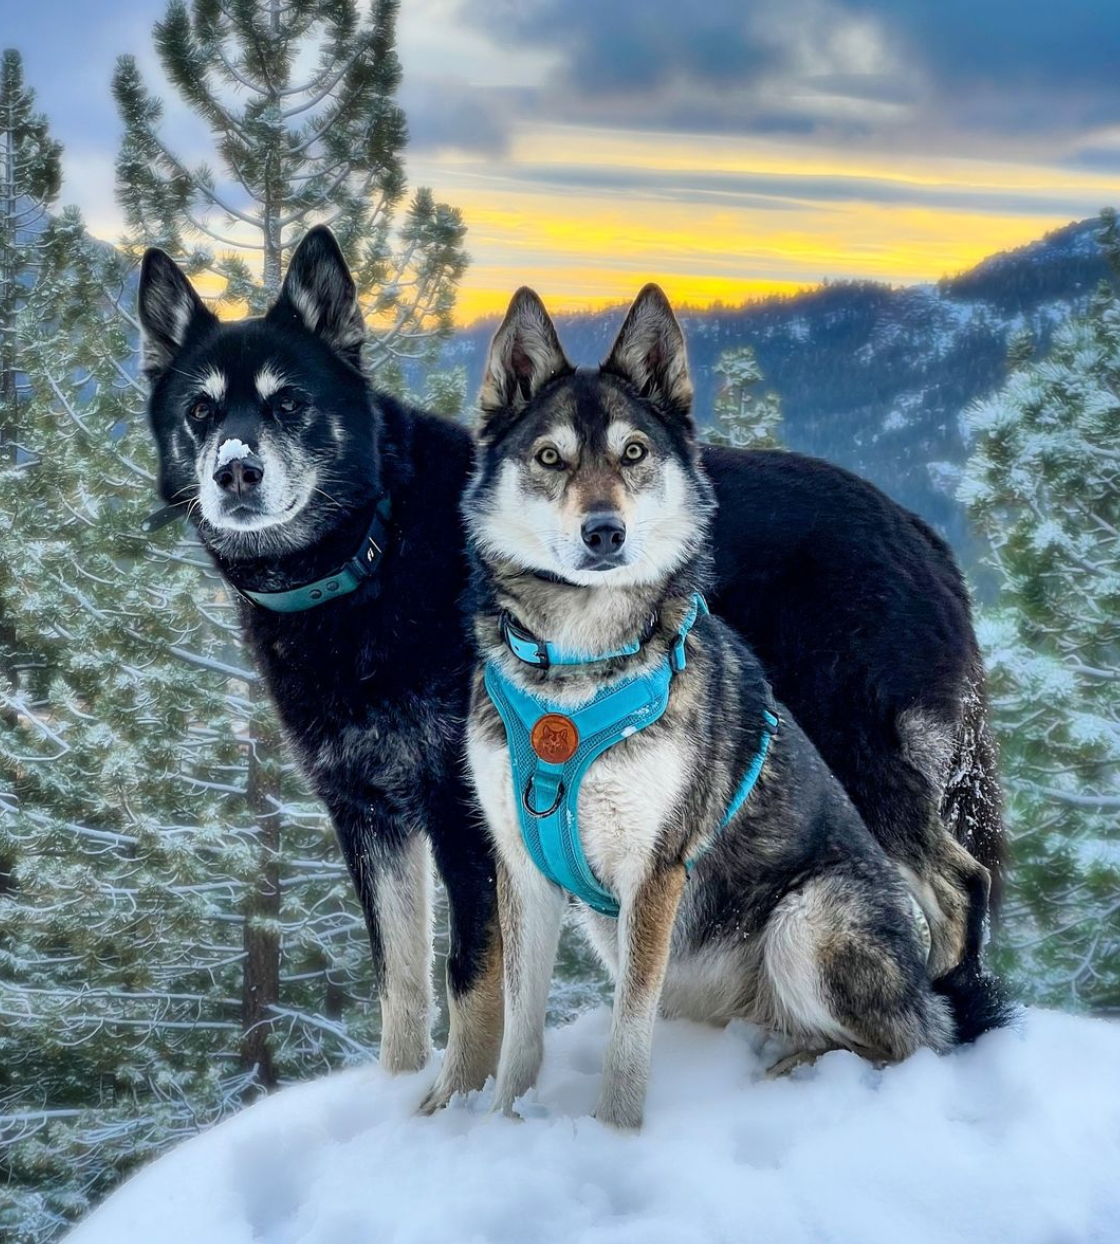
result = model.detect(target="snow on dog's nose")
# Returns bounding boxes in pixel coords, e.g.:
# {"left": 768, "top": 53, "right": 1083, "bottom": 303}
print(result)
{"left": 213, "top": 438, "right": 264, "bottom": 499}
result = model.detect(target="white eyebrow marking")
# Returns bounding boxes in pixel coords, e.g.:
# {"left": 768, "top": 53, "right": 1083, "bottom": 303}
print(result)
{"left": 255, "top": 364, "right": 287, "bottom": 401}
{"left": 607, "top": 420, "right": 638, "bottom": 455}
{"left": 199, "top": 367, "right": 227, "bottom": 402}
{"left": 536, "top": 424, "right": 579, "bottom": 462}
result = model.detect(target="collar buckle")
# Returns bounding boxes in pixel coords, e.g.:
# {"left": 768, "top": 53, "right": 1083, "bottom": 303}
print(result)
{"left": 500, "top": 612, "right": 550, "bottom": 668}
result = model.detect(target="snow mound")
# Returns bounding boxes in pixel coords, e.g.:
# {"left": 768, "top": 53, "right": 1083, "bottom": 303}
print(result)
{"left": 67, "top": 1007, "right": 1120, "bottom": 1244}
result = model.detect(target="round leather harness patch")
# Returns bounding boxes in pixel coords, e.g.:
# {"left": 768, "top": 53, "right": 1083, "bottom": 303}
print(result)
{"left": 531, "top": 713, "right": 580, "bottom": 763}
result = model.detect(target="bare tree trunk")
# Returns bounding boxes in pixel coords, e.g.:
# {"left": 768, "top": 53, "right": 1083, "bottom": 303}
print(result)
{"left": 240, "top": 685, "right": 282, "bottom": 1093}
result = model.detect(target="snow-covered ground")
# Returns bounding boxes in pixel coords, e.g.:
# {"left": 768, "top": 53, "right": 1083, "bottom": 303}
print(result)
{"left": 67, "top": 1007, "right": 1120, "bottom": 1244}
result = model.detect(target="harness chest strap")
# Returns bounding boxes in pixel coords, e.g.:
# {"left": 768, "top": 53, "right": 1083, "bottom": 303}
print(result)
{"left": 484, "top": 594, "right": 780, "bottom": 918}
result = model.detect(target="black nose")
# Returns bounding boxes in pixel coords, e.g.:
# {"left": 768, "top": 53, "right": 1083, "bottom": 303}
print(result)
{"left": 213, "top": 453, "right": 264, "bottom": 498}
{"left": 581, "top": 512, "right": 626, "bottom": 554}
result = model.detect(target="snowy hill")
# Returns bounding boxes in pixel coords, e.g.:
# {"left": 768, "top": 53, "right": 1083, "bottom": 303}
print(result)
{"left": 66, "top": 1007, "right": 1120, "bottom": 1244}
{"left": 438, "top": 218, "right": 1112, "bottom": 555}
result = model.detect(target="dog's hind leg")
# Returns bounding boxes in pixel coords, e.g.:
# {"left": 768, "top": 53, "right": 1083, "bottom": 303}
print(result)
{"left": 762, "top": 876, "right": 954, "bottom": 1066}
{"left": 419, "top": 810, "right": 505, "bottom": 1115}
{"left": 596, "top": 863, "right": 687, "bottom": 1132}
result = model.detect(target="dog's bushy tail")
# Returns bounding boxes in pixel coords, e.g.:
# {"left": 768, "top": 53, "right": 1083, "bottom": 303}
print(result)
{"left": 940, "top": 662, "right": 1007, "bottom": 916}
{"left": 933, "top": 956, "right": 1016, "bottom": 1044}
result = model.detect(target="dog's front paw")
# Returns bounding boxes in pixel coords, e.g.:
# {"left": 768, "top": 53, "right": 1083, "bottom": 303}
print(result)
{"left": 416, "top": 1075, "right": 456, "bottom": 1117}
{"left": 417, "top": 1064, "right": 487, "bottom": 1116}
{"left": 593, "top": 1091, "right": 644, "bottom": 1133}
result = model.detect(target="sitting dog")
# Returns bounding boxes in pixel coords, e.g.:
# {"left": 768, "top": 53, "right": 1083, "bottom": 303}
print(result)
{"left": 464, "top": 286, "right": 1009, "bottom": 1130}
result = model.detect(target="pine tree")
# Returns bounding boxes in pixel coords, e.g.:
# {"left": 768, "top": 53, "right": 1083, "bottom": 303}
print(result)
{"left": 705, "top": 345, "right": 783, "bottom": 449}
{"left": 422, "top": 364, "right": 468, "bottom": 420}
{"left": 0, "top": 210, "right": 386, "bottom": 1243}
{"left": 111, "top": 0, "right": 467, "bottom": 360}
{"left": 2, "top": 7, "right": 472, "bottom": 1234}
{"left": 0, "top": 48, "right": 61, "bottom": 459}
{"left": 960, "top": 214, "right": 1120, "bottom": 1012}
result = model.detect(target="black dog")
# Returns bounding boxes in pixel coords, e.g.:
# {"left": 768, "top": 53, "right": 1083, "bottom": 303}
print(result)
{"left": 137, "top": 228, "right": 1001, "bottom": 1110}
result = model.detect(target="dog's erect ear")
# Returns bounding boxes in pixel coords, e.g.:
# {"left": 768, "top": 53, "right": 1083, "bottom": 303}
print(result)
{"left": 138, "top": 249, "right": 218, "bottom": 380}
{"left": 602, "top": 284, "right": 693, "bottom": 416}
{"left": 478, "top": 287, "right": 572, "bottom": 423}
{"left": 271, "top": 226, "right": 365, "bottom": 364}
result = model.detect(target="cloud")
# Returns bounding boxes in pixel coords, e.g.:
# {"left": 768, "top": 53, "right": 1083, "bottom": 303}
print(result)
{"left": 455, "top": 0, "right": 1120, "bottom": 150}
{"left": 398, "top": 79, "right": 517, "bottom": 157}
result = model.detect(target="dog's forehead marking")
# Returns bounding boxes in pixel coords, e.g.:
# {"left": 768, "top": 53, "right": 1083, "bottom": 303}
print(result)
{"left": 198, "top": 367, "right": 227, "bottom": 402}
{"left": 606, "top": 420, "right": 638, "bottom": 455}
{"left": 255, "top": 364, "right": 287, "bottom": 401}
{"left": 532, "top": 421, "right": 579, "bottom": 462}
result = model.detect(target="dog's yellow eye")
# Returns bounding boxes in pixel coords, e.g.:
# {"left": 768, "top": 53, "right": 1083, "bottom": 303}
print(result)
{"left": 623, "top": 441, "right": 647, "bottom": 463}
{"left": 189, "top": 398, "right": 211, "bottom": 421}
{"left": 536, "top": 446, "right": 564, "bottom": 469}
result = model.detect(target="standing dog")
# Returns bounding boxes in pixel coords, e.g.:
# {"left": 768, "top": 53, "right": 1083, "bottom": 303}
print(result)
{"left": 463, "top": 289, "right": 1009, "bottom": 1130}
{"left": 138, "top": 230, "right": 999, "bottom": 1111}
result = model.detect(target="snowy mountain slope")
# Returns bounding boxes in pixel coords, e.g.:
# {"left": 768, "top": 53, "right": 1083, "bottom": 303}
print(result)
{"left": 438, "top": 218, "right": 1112, "bottom": 555}
{"left": 66, "top": 1007, "right": 1120, "bottom": 1244}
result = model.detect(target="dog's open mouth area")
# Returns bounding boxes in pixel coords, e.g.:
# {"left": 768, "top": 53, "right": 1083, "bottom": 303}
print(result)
{"left": 66, "top": 1006, "right": 1119, "bottom": 1244}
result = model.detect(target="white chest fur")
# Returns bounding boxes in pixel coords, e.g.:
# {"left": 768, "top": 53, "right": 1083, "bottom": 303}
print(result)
{"left": 466, "top": 710, "right": 690, "bottom": 908}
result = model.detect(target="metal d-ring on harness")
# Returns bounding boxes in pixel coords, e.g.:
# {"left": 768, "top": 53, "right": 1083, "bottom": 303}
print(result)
{"left": 484, "top": 593, "right": 780, "bottom": 918}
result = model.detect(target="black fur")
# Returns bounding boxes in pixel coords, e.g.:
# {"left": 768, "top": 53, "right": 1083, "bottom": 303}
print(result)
{"left": 140, "top": 237, "right": 1005, "bottom": 1094}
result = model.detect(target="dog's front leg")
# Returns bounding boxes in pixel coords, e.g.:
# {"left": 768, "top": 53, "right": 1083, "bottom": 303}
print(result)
{"left": 492, "top": 854, "right": 565, "bottom": 1116}
{"left": 334, "top": 812, "right": 434, "bottom": 1076}
{"left": 419, "top": 796, "right": 504, "bottom": 1115}
{"left": 596, "top": 863, "right": 687, "bottom": 1132}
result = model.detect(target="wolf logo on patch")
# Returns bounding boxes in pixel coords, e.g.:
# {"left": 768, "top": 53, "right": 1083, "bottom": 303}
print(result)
{"left": 531, "top": 714, "right": 579, "bottom": 763}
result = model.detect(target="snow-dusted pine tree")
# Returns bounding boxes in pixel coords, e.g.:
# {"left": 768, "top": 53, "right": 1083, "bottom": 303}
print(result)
{"left": 2, "top": 6, "right": 472, "bottom": 1235}
{"left": 111, "top": 0, "right": 467, "bottom": 357}
{"left": 705, "top": 345, "right": 783, "bottom": 449}
{"left": 0, "top": 48, "right": 61, "bottom": 458}
{"left": 0, "top": 206, "right": 388, "bottom": 1244}
{"left": 960, "top": 216, "right": 1120, "bottom": 1012}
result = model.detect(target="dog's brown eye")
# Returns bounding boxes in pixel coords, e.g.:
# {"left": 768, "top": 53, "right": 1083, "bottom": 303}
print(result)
{"left": 536, "top": 446, "right": 564, "bottom": 469}
{"left": 189, "top": 398, "right": 212, "bottom": 421}
{"left": 623, "top": 441, "right": 647, "bottom": 463}
{"left": 276, "top": 395, "right": 300, "bottom": 414}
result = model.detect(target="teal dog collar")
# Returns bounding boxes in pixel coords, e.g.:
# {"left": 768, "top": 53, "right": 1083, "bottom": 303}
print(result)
{"left": 239, "top": 496, "right": 392, "bottom": 614}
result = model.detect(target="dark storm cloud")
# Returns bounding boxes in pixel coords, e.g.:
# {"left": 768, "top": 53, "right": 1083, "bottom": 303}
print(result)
{"left": 478, "top": 0, "right": 773, "bottom": 95}
{"left": 399, "top": 80, "right": 517, "bottom": 157}
{"left": 459, "top": 0, "right": 1120, "bottom": 144}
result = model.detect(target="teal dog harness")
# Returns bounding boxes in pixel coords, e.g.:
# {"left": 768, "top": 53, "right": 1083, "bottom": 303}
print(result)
{"left": 483, "top": 593, "right": 779, "bottom": 917}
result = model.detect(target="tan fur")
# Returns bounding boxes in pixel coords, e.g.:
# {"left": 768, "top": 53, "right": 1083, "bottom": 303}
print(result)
{"left": 418, "top": 918, "right": 504, "bottom": 1115}
{"left": 621, "top": 865, "right": 688, "bottom": 1015}
{"left": 596, "top": 864, "right": 688, "bottom": 1130}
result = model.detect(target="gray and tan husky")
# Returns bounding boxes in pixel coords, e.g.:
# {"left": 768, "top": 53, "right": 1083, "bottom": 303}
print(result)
{"left": 463, "top": 285, "right": 1008, "bottom": 1131}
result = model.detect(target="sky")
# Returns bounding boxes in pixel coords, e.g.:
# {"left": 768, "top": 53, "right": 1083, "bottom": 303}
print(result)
{"left": 6, "top": 0, "right": 1120, "bottom": 323}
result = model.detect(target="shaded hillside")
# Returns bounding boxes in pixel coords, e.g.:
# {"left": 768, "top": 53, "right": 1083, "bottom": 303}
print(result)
{"left": 439, "top": 218, "right": 1111, "bottom": 557}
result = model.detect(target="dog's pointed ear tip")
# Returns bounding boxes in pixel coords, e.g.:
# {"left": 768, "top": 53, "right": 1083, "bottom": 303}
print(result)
{"left": 139, "top": 247, "right": 176, "bottom": 280}
{"left": 507, "top": 285, "right": 547, "bottom": 314}
{"left": 633, "top": 282, "right": 675, "bottom": 312}
{"left": 290, "top": 225, "right": 344, "bottom": 264}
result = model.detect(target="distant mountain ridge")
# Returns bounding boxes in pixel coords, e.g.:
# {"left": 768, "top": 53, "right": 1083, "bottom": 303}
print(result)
{"left": 439, "top": 218, "right": 1112, "bottom": 556}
